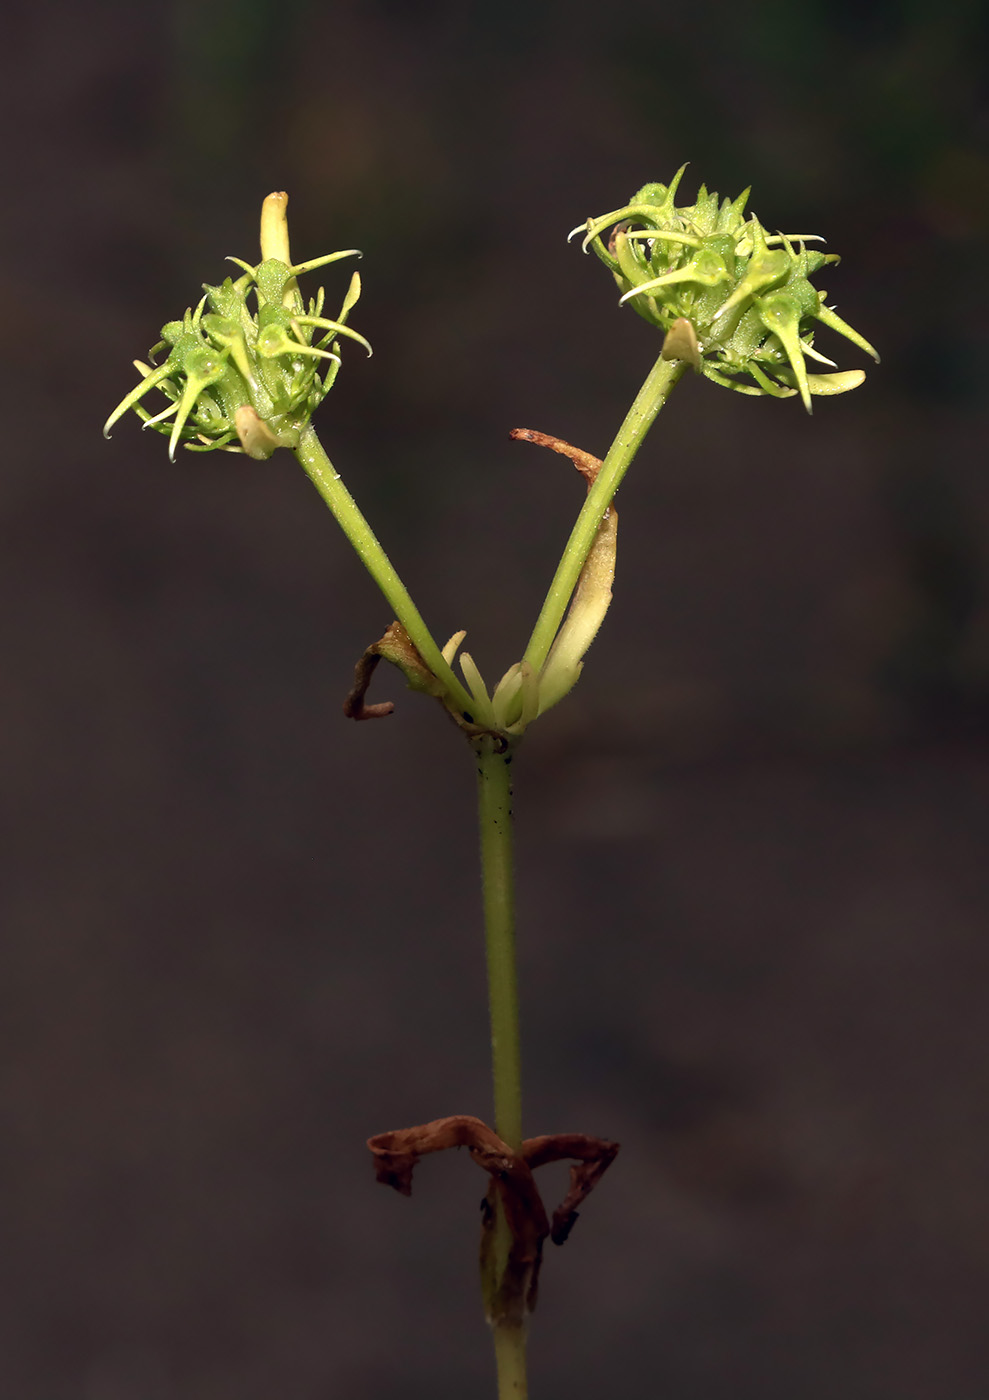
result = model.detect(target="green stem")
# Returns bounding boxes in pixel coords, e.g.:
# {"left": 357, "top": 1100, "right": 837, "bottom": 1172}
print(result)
{"left": 475, "top": 737, "right": 527, "bottom": 1400}
{"left": 476, "top": 740, "right": 523, "bottom": 1151}
{"left": 492, "top": 1322, "right": 528, "bottom": 1399}
{"left": 523, "top": 352, "right": 687, "bottom": 674}
{"left": 294, "top": 425, "right": 476, "bottom": 717}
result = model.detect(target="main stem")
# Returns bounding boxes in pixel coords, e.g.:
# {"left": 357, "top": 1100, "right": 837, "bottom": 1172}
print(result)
{"left": 294, "top": 425, "right": 476, "bottom": 717}
{"left": 523, "top": 352, "right": 687, "bottom": 674}
{"left": 297, "top": 350, "right": 686, "bottom": 1400}
{"left": 476, "top": 741, "right": 523, "bottom": 1150}
{"left": 476, "top": 737, "right": 526, "bottom": 1398}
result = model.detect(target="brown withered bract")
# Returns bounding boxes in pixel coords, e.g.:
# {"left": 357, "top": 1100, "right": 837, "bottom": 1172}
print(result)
{"left": 367, "top": 1114, "right": 618, "bottom": 1323}
{"left": 343, "top": 620, "right": 446, "bottom": 720}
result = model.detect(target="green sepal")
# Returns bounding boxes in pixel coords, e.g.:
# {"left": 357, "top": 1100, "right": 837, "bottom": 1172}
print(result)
{"left": 776, "top": 367, "right": 867, "bottom": 396}
{"left": 814, "top": 302, "right": 880, "bottom": 362}
{"left": 756, "top": 293, "right": 812, "bottom": 411}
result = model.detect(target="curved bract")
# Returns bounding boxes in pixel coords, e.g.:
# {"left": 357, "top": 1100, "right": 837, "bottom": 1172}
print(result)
{"left": 573, "top": 166, "right": 879, "bottom": 412}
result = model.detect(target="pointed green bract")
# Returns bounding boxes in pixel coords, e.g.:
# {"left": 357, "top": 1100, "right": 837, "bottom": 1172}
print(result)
{"left": 576, "top": 172, "right": 877, "bottom": 411}
{"left": 104, "top": 194, "right": 368, "bottom": 459}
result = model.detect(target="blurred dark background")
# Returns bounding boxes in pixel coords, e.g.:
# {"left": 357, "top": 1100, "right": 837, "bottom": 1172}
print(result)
{"left": 2, "top": 0, "right": 989, "bottom": 1395}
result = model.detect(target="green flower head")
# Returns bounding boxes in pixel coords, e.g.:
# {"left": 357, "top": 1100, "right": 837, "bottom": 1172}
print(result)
{"left": 573, "top": 166, "right": 878, "bottom": 412}
{"left": 104, "top": 193, "right": 370, "bottom": 460}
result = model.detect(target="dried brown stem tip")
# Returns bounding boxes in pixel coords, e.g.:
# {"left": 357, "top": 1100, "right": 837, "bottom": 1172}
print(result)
{"left": 511, "top": 426, "right": 618, "bottom": 717}
{"left": 510, "top": 427, "right": 603, "bottom": 487}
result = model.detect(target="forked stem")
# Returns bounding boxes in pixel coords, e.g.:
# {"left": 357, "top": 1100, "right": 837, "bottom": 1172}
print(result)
{"left": 299, "top": 351, "right": 687, "bottom": 1400}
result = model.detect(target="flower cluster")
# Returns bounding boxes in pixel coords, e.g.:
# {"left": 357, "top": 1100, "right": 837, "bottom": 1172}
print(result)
{"left": 103, "top": 194, "right": 369, "bottom": 460}
{"left": 573, "top": 166, "right": 878, "bottom": 411}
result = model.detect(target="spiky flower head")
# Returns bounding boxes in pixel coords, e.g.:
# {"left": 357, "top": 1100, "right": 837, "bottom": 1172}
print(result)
{"left": 573, "top": 166, "right": 878, "bottom": 412}
{"left": 104, "top": 193, "right": 370, "bottom": 461}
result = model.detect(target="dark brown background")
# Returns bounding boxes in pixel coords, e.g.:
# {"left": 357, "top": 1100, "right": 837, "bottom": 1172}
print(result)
{"left": 2, "top": 0, "right": 989, "bottom": 1395}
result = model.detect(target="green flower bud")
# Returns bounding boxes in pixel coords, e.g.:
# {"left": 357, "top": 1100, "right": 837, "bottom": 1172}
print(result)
{"left": 104, "top": 193, "right": 370, "bottom": 460}
{"left": 572, "top": 166, "right": 878, "bottom": 413}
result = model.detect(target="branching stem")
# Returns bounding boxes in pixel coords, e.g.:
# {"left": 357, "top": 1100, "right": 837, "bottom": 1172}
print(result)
{"left": 298, "top": 351, "right": 687, "bottom": 1400}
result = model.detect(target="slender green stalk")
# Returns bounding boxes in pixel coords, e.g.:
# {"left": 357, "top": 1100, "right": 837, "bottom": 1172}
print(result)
{"left": 523, "top": 353, "right": 687, "bottom": 674}
{"left": 475, "top": 736, "right": 526, "bottom": 1399}
{"left": 476, "top": 739, "right": 523, "bottom": 1150}
{"left": 294, "top": 424, "right": 476, "bottom": 716}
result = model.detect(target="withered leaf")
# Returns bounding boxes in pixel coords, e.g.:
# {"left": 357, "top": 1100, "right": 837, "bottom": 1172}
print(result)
{"left": 343, "top": 620, "right": 445, "bottom": 721}
{"left": 367, "top": 1113, "right": 619, "bottom": 1320}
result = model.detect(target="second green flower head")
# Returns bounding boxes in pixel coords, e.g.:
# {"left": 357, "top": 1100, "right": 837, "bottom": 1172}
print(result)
{"left": 574, "top": 166, "right": 878, "bottom": 412}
